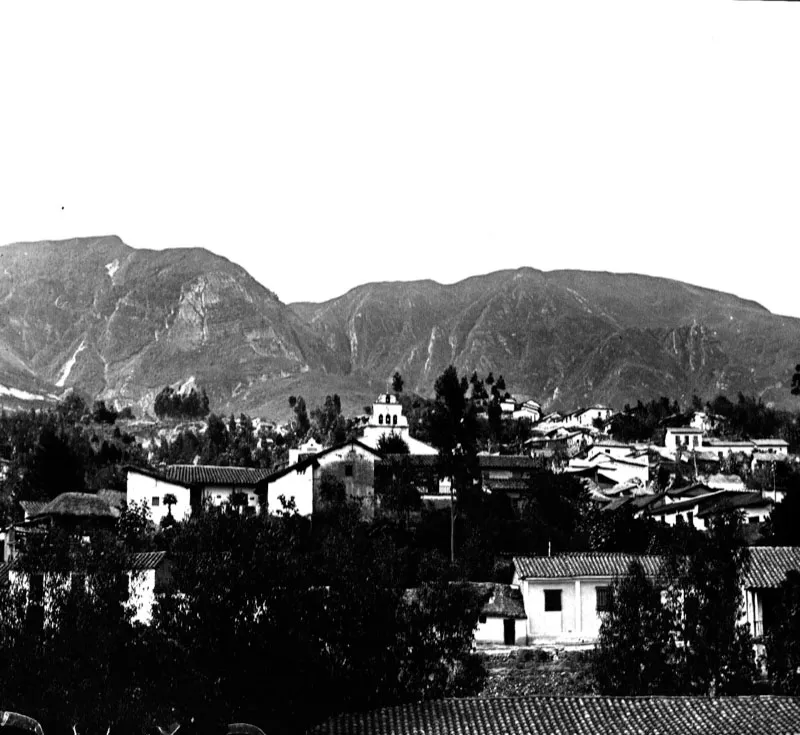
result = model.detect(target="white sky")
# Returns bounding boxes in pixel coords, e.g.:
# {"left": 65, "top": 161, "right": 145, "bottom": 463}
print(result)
{"left": 1, "top": 1, "right": 799, "bottom": 315}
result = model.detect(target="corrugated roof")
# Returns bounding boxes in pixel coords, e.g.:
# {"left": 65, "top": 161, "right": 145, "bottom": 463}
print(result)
{"left": 0, "top": 561, "right": 10, "bottom": 586}
{"left": 514, "top": 553, "right": 665, "bottom": 580}
{"left": 165, "top": 465, "right": 273, "bottom": 487}
{"left": 311, "top": 696, "right": 800, "bottom": 735}
{"left": 745, "top": 547, "right": 800, "bottom": 589}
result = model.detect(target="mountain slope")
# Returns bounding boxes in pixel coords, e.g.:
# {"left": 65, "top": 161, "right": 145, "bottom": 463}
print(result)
{"left": 0, "top": 236, "right": 352, "bottom": 416}
{"left": 291, "top": 268, "right": 800, "bottom": 410}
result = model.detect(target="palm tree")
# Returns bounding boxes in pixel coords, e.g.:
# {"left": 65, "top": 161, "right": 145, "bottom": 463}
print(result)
{"left": 163, "top": 493, "right": 178, "bottom": 517}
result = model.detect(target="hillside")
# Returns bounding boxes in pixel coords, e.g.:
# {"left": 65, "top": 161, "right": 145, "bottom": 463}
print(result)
{"left": 292, "top": 268, "right": 800, "bottom": 411}
{"left": 0, "top": 236, "right": 354, "bottom": 418}
{"left": 1, "top": 238, "right": 799, "bottom": 419}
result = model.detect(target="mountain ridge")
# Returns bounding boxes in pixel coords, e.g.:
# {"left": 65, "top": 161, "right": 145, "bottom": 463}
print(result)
{"left": 1, "top": 236, "right": 798, "bottom": 418}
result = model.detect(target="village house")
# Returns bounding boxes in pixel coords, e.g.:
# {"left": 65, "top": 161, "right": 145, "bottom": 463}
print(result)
{"left": 564, "top": 406, "right": 614, "bottom": 429}
{"left": 512, "top": 553, "right": 665, "bottom": 645}
{"left": 664, "top": 426, "right": 704, "bottom": 452}
{"left": 512, "top": 548, "right": 800, "bottom": 647}
{"left": 260, "top": 439, "right": 382, "bottom": 517}
{"left": 512, "top": 399, "right": 542, "bottom": 423}
{"left": 126, "top": 464, "right": 272, "bottom": 525}
{"left": 704, "top": 437, "right": 756, "bottom": 458}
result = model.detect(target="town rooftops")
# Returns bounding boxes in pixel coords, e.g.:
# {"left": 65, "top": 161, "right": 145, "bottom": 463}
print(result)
{"left": 514, "top": 552, "right": 665, "bottom": 580}
{"left": 310, "top": 696, "right": 800, "bottom": 735}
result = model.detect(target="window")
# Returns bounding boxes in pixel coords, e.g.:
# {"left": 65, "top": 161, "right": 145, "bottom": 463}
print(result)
{"left": 392, "top": 414, "right": 397, "bottom": 425}
{"left": 687, "top": 512, "right": 694, "bottom": 526}
{"left": 544, "top": 589, "right": 562, "bottom": 612}
{"left": 378, "top": 414, "right": 383, "bottom": 425}
{"left": 596, "top": 586, "right": 613, "bottom": 612}
{"left": 478, "top": 614, "right": 487, "bottom": 624}
{"left": 749, "top": 516, "right": 759, "bottom": 524}
{"left": 152, "top": 496, "right": 160, "bottom": 507}
{"left": 693, "top": 436, "right": 699, "bottom": 447}
{"left": 345, "top": 464, "right": 353, "bottom": 477}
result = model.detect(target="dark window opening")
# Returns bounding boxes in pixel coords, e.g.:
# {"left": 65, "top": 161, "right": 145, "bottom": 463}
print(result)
{"left": 503, "top": 618, "right": 515, "bottom": 645}
{"left": 749, "top": 516, "right": 759, "bottom": 524}
{"left": 345, "top": 464, "right": 353, "bottom": 477}
{"left": 544, "top": 589, "right": 562, "bottom": 612}
{"left": 596, "top": 586, "right": 613, "bottom": 612}
{"left": 478, "top": 614, "right": 487, "bottom": 624}
{"left": 152, "top": 496, "right": 160, "bottom": 507}
{"left": 378, "top": 415, "right": 383, "bottom": 425}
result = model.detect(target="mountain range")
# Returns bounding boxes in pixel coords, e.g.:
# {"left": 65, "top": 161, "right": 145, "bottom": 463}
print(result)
{"left": 1, "top": 236, "right": 798, "bottom": 420}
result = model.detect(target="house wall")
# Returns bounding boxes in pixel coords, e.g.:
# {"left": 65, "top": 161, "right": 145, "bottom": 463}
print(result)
{"left": 127, "top": 472, "right": 191, "bottom": 525}
{"left": 475, "top": 616, "right": 527, "bottom": 646}
{"left": 266, "top": 464, "right": 314, "bottom": 516}
{"left": 315, "top": 445, "right": 376, "bottom": 517}
{"left": 128, "top": 569, "right": 156, "bottom": 625}
{"left": 517, "top": 577, "right": 614, "bottom": 644}
{"left": 202, "top": 484, "right": 260, "bottom": 514}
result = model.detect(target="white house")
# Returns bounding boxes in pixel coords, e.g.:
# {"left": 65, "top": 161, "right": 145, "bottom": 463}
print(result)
{"left": 751, "top": 439, "right": 789, "bottom": 455}
{"left": 126, "top": 465, "right": 272, "bottom": 525}
{"left": 664, "top": 427, "right": 704, "bottom": 453}
{"left": 703, "top": 438, "right": 756, "bottom": 458}
{"left": 566, "top": 407, "right": 614, "bottom": 429}
{"left": 126, "top": 551, "right": 173, "bottom": 625}
{"left": 360, "top": 394, "right": 438, "bottom": 456}
{"left": 512, "top": 553, "right": 665, "bottom": 645}
{"left": 262, "top": 439, "right": 383, "bottom": 517}
{"left": 512, "top": 400, "right": 542, "bottom": 423}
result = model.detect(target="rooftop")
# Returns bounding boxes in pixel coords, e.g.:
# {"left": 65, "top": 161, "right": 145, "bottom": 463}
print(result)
{"left": 310, "top": 696, "right": 800, "bottom": 735}
{"left": 514, "top": 552, "right": 665, "bottom": 580}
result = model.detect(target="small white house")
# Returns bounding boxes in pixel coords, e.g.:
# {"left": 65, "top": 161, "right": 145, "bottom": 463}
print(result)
{"left": 664, "top": 427, "right": 704, "bottom": 453}
{"left": 126, "top": 551, "right": 173, "bottom": 625}
{"left": 512, "top": 553, "right": 665, "bottom": 645}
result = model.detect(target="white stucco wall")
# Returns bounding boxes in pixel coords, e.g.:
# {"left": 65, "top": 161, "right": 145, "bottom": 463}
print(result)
{"left": 474, "top": 616, "right": 527, "bottom": 646}
{"left": 127, "top": 569, "right": 156, "bottom": 625}
{"left": 127, "top": 471, "right": 191, "bottom": 524}
{"left": 519, "top": 578, "right": 614, "bottom": 644}
{"left": 266, "top": 464, "right": 314, "bottom": 516}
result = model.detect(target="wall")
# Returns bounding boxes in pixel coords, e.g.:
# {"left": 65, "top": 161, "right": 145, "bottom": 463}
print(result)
{"left": 474, "top": 616, "right": 527, "bottom": 646}
{"left": 202, "top": 484, "right": 260, "bottom": 514}
{"left": 314, "top": 444, "right": 377, "bottom": 518}
{"left": 126, "top": 472, "right": 191, "bottom": 525}
{"left": 127, "top": 569, "right": 156, "bottom": 625}
{"left": 519, "top": 578, "right": 612, "bottom": 644}
{"left": 266, "top": 464, "right": 314, "bottom": 516}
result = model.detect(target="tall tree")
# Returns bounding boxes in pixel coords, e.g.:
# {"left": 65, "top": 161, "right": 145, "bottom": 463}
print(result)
{"left": 594, "top": 560, "right": 676, "bottom": 695}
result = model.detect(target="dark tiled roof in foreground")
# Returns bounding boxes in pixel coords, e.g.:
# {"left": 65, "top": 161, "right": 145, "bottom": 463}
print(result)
{"left": 165, "top": 465, "right": 273, "bottom": 487}
{"left": 311, "top": 697, "right": 800, "bottom": 735}
{"left": 0, "top": 561, "right": 10, "bottom": 585}
{"left": 125, "top": 551, "right": 169, "bottom": 570}
{"left": 746, "top": 547, "right": 800, "bottom": 589}
{"left": 514, "top": 553, "right": 665, "bottom": 580}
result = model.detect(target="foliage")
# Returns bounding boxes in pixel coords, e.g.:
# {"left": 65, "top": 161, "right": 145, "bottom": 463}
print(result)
{"left": 766, "top": 570, "right": 800, "bottom": 694}
{"left": 392, "top": 371, "right": 404, "bottom": 394}
{"left": 594, "top": 561, "right": 676, "bottom": 694}
{"left": 377, "top": 432, "right": 410, "bottom": 454}
{"left": 153, "top": 386, "right": 211, "bottom": 420}
{"left": 91, "top": 399, "right": 118, "bottom": 424}
{"left": 310, "top": 394, "right": 347, "bottom": 445}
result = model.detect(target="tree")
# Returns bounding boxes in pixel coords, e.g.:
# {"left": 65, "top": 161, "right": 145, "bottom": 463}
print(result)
{"left": 667, "top": 511, "right": 756, "bottom": 695}
{"left": 766, "top": 570, "right": 800, "bottom": 693}
{"left": 163, "top": 492, "right": 178, "bottom": 518}
{"left": 429, "top": 366, "right": 480, "bottom": 563}
{"left": 594, "top": 561, "right": 676, "bottom": 694}
{"left": 377, "top": 433, "right": 410, "bottom": 455}
{"left": 392, "top": 371, "right": 404, "bottom": 394}
{"left": 792, "top": 364, "right": 800, "bottom": 396}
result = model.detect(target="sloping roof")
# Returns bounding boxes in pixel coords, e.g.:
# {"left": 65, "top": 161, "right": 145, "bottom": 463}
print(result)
{"left": 311, "top": 696, "right": 800, "bottom": 735}
{"left": 34, "top": 492, "right": 117, "bottom": 519}
{"left": 467, "top": 582, "right": 527, "bottom": 618}
{"left": 126, "top": 551, "right": 169, "bottom": 570}
{"left": 696, "top": 492, "right": 772, "bottom": 519}
{"left": 514, "top": 553, "right": 665, "bottom": 580}
{"left": 404, "top": 583, "right": 526, "bottom": 619}
{"left": 752, "top": 438, "right": 789, "bottom": 447}
{"left": 97, "top": 489, "right": 127, "bottom": 509}
{"left": 477, "top": 455, "right": 540, "bottom": 470}
{"left": 0, "top": 561, "right": 10, "bottom": 586}
{"left": 165, "top": 465, "right": 273, "bottom": 487}
{"left": 263, "top": 440, "right": 385, "bottom": 485}
{"left": 745, "top": 547, "right": 800, "bottom": 589}
{"left": 19, "top": 500, "right": 48, "bottom": 517}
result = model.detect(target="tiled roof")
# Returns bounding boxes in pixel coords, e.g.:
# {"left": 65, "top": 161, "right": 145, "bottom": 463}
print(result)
{"left": 478, "top": 455, "right": 540, "bottom": 470}
{"left": 35, "top": 492, "right": 117, "bottom": 519}
{"left": 514, "top": 553, "right": 665, "bottom": 580}
{"left": 125, "top": 551, "right": 169, "bottom": 570}
{"left": 745, "top": 547, "right": 800, "bottom": 589}
{"left": 165, "top": 465, "right": 273, "bottom": 487}
{"left": 19, "top": 500, "right": 48, "bottom": 517}
{"left": 0, "top": 561, "right": 10, "bottom": 585}
{"left": 311, "top": 696, "right": 800, "bottom": 735}
{"left": 696, "top": 492, "right": 772, "bottom": 519}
